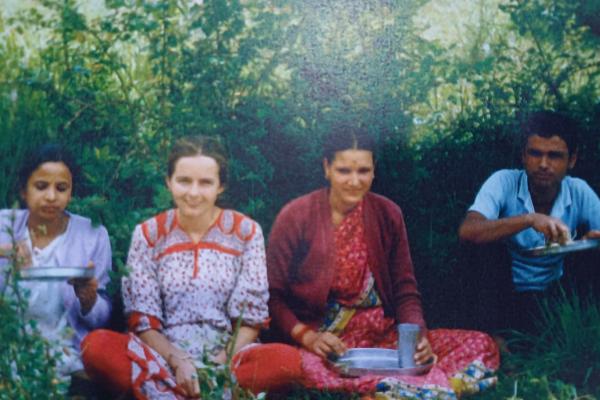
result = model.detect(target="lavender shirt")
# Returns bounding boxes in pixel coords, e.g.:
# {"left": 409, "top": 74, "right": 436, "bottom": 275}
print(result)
{"left": 0, "top": 209, "right": 112, "bottom": 349}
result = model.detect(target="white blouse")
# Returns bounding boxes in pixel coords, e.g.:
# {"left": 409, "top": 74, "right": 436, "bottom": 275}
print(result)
{"left": 21, "top": 221, "right": 83, "bottom": 376}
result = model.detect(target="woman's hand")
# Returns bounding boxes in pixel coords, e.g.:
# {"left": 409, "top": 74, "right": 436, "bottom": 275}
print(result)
{"left": 0, "top": 241, "right": 32, "bottom": 267}
{"left": 16, "top": 241, "right": 32, "bottom": 267}
{"left": 69, "top": 277, "right": 98, "bottom": 314}
{"left": 69, "top": 262, "right": 98, "bottom": 314}
{"left": 170, "top": 355, "right": 200, "bottom": 398}
{"left": 212, "top": 349, "right": 227, "bottom": 365}
{"left": 139, "top": 329, "right": 201, "bottom": 399}
{"left": 302, "top": 330, "right": 347, "bottom": 359}
{"left": 414, "top": 336, "right": 436, "bottom": 365}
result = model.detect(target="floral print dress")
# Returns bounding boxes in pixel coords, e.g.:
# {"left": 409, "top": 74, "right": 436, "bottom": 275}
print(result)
{"left": 121, "top": 209, "right": 269, "bottom": 398}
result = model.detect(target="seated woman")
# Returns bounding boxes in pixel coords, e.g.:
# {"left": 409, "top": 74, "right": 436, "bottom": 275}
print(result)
{"left": 82, "top": 135, "right": 302, "bottom": 399}
{"left": 267, "top": 124, "right": 500, "bottom": 398}
{"left": 0, "top": 143, "right": 112, "bottom": 380}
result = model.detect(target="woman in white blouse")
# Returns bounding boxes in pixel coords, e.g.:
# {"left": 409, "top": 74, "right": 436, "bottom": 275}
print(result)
{"left": 0, "top": 143, "right": 112, "bottom": 379}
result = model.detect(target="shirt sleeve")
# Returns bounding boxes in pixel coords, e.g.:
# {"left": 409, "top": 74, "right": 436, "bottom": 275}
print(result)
{"left": 227, "top": 222, "right": 269, "bottom": 328}
{"left": 575, "top": 179, "right": 600, "bottom": 232}
{"left": 121, "top": 225, "right": 165, "bottom": 333}
{"left": 468, "top": 170, "right": 511, "bottom": 220}
{"left": 266, "top": 205, "right": 303, "bottom": 337}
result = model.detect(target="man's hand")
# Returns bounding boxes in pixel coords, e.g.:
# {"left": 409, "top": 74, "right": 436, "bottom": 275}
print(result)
{"left": 527, "top": 213, "right": 570, "bottom": 244}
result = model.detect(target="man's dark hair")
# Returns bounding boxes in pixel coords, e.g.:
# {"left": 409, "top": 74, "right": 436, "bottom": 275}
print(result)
{"left": 521, "top": 111, "right": 579, "bottom": 155}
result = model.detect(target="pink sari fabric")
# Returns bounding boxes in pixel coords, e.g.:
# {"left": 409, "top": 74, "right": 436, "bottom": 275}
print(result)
{"left": 299, "top": 202, "right": 499, "bottom": 396}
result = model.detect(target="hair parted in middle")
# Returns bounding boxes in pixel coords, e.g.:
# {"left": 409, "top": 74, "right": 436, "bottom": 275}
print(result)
{"left": 322, "top": 122, "right": 376, "bottom": 162}
{"left": 167, "top": 135, "right": 229, "bottom": 187}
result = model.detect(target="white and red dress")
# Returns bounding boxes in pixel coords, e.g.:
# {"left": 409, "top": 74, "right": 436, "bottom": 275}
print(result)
{"left": 82, "top": 209, "right": 302, "bottom": 399}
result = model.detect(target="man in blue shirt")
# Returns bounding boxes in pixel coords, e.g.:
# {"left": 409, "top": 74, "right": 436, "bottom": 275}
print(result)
{"left": 459, "top": 110, "right": 600, "bottom": 335}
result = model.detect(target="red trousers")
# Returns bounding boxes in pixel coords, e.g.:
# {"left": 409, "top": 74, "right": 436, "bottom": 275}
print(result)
{"left": 81, "top": 329, "right": 303, "bottom": 397}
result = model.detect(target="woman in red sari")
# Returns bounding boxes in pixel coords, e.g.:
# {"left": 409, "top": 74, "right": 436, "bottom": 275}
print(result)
{"left": 266, "top": 124, "right": 500, "bottom": 398}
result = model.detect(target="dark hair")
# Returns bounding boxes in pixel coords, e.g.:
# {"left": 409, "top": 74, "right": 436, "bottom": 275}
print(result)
{"left": 167, "top": 135, "right": 229, "bottom": 187}
{"left": 322, "top": 123, "right": 376, "bottom": 162}
{"left": 521, "top": 111, "right": 579, "bottom": 155}
{"left": 18, "top": 144, "right": 79, "bottom": 192}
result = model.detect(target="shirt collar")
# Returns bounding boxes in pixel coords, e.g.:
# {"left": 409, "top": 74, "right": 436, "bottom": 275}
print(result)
{"left": 518, "top": 170, "right": 572, "bottom": 215}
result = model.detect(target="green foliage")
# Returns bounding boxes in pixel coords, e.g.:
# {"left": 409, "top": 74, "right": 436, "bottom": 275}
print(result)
{"left": 195, "top": 360, "right": 262, "bottom": 400}
{"left": 0, "top": 215, "right": 66, "bottom": 399}
{"left": 472, "top": 372, "right": 590, "bottom": 400}
{"left": 506, "top": 290, "right": 600, "bottom": 397}
{"left": 471, "top": 291, "right": 600, "bottom": 400}
{"left": 1, "top": 0, "right": 600, "bottom": 396}
{"left": 193, "top": 301, "right": 262, "bottom": 399}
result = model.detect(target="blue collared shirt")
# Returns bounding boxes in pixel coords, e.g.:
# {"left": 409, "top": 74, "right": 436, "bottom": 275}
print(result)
{"left": 469, "top": 169, "right": 600, "bottom": 291}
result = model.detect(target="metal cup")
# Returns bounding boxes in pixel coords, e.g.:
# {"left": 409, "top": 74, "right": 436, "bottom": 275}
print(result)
{"left": 397, "top": 323, "right": 420, "bottom": 368}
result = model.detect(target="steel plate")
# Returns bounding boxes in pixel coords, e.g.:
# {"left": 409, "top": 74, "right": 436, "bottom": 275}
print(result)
{"left": 521, "top": 239, "right": 600, "bottom": 257}
{"left": 19, "top": 266, "right": 95, "bottom": 281}
{"left": 331, "top": 348, "right": 434, "bottom": 377}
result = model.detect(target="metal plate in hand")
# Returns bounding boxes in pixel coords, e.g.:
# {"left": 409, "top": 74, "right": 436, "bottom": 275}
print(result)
{"left": 521, "top": 239, "right": 600, "bottom": 257}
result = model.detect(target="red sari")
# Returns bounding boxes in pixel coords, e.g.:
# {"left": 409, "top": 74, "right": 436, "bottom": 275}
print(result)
{"left": 299, "top": 202, "right": 499, "bottom": 397}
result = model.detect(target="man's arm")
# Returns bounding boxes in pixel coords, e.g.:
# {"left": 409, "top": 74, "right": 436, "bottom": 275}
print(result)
{"left": 459, "top": 210, "right": 570, "bottom": 244}
{"left": 585, "top": 231, "right": 600, "bottom": 239}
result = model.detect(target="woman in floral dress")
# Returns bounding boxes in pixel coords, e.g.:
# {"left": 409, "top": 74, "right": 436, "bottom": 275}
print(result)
{"left": 82, "top": 136, "right": 302, "bottom": 399}
{"left": 266, "top": 124, "right": 500, "bottom": 399}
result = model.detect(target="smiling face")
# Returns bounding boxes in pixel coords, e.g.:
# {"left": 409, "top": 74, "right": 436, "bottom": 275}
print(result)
{"left": 324, "top": 149, "right": 375, "bottom": 213}
{"left": 166, "top": 154, "right": 224, "bottom": 221}
{"left": 21, "top": 162, "right": 73, "bottom": 224}
{"left": 522, "top": 134, "right": 577, "bottom": 193}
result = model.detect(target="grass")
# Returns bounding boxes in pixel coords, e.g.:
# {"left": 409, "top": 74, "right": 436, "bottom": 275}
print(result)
{"left": 471, "top": 289, "right": 600, "bottom": 400}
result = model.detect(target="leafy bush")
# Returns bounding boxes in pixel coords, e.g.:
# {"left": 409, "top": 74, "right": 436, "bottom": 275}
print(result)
{"left": 0, "top": 219, "right": 66, "bottom": 399}
{"left": 1, "top": 0, "right": 600, "bottom": 396}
